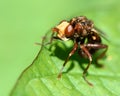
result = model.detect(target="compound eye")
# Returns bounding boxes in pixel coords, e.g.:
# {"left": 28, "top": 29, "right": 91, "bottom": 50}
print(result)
{"left": 65, "top": 25, "right": 74, "bottom": 37}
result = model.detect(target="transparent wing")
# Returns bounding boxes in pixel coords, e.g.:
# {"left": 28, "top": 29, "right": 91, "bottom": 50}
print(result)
{"left": 92, "top": 27, "right": 109, "bottom": 42}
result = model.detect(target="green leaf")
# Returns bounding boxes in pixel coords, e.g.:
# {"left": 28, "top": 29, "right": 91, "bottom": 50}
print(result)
{"left": 10, "top": 1, "right": 120, "bottom": 96}
{"left": 10, "top": 31, "right": 120, "bottom": 96}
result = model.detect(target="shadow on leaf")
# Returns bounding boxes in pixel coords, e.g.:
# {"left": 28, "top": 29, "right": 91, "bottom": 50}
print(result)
{"left": 46, "top": 41, "right": 107, "bottom": 76}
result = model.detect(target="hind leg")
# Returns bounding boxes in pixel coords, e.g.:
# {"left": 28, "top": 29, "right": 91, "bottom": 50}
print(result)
{"left": 84, "top": 43, "right": 108, "bottom": 67}
{"left": 79, "top": 44, "right": 108, "bottom": 86}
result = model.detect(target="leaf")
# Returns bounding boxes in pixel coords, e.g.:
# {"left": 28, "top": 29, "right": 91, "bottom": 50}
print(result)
{"left": 10, "top": 1, "right": 120, "bottom": 96}
{"left": 10, "top": 29, "right": 120, "bottom": 96}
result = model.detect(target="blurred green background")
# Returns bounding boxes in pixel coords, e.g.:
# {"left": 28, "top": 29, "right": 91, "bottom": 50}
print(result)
{"left": 0, "top": 0, "right": 119, "bottom": 96}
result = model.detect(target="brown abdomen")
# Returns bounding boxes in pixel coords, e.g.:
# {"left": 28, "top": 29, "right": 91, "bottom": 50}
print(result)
{"left": 87, "top": 32, "right": 101, "bottom": 54}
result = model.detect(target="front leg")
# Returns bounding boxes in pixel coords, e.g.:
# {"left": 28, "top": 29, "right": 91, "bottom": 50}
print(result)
{"left": 57, "top": 42, "right": 78, "bottom": 78}
{"left": 35, "top": 32, "right": 62, "bottom": 46}
{"left": 80, "top": 45, "right": 93, "bottom": 86}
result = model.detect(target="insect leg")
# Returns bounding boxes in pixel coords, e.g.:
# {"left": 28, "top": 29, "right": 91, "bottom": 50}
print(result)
{"left": 85, "top": 44, "right": 108, "bottom": 67}
{"left": 35, "top": 32, "right": 61, "bottom": 46}
{"left": 78, "top": 49, "right": 88, "bottom": 59}
{"left": 57, "top": 42, "right": 78, "bottom": 78}
{"left": 80, "top": 45, "right": 93, "bottom": 86}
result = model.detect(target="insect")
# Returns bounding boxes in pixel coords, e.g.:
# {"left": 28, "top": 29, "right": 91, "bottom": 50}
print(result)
{"left": 50, "top": 16, "right": 108, "bottom": 86}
